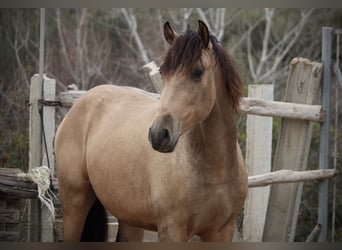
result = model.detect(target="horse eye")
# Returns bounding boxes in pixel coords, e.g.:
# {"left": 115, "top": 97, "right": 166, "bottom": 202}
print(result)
{"left": 190, "top": 68, "right": 203, "bottom": 81}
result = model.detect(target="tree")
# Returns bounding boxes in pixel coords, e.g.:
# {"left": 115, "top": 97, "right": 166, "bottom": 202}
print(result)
{"left": 54, "top": 8, "right": 113, "bottom": 90}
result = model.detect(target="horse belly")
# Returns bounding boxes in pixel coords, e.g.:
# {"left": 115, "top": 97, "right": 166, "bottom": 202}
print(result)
{"left": 86, "top": 114, "right": 157, "bottom": 231}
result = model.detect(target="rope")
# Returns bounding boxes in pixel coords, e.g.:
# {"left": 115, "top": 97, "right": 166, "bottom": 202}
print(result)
{"left": 18, "top": 166, "right": 56, "bottom": 225}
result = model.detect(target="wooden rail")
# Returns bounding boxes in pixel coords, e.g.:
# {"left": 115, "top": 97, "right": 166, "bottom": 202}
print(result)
{"left": 58, "top": 91, "right": 324, "bottom": 122}
{"left": 0, "top": 168, "right": 337, "bottom": 197}
{"left": 248, "top": 169, "right": 338, "bottom": 188}
{"left": 0, "top": 168, "right": 58, "bottom": 199}
{"left": 239, "top": 97, "right": 324, "bottom": 122}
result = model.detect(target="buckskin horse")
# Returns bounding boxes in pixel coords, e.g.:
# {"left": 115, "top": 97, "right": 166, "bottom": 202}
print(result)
{"left": 54, "top": 20, "right": 248, "bottom": 242}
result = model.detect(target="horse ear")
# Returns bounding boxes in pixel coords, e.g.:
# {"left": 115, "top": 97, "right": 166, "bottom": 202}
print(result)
{"left": 198, "top": 20, "right": 209, "bottom": 48}
{"left": 163, "top": 21, "right": 177, "bottom": 45}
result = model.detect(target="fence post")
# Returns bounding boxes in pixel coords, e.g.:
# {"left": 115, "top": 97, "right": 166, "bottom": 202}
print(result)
{"left": 318, "top": 27, "right": 333, "bottom": 242}
{"left": 263, "top": 58, "right": 322, "bottom": 241}
{"left": 243, "top": 84, "right": 273, "bottom": 241}
{"left": 40, "top": 75, "right": 56, "bottom": 242}
{"left": 28, "top": 74, "right": 42, "bottom": 241}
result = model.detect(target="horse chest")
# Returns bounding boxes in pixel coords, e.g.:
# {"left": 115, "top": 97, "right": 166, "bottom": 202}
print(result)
{"left": 183, "top": 183, "right": 236, "bottom": 234}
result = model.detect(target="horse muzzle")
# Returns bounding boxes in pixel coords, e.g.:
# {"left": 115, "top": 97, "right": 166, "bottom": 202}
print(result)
{"left": 148, "top": 115, "right": 180, "bottom": 153}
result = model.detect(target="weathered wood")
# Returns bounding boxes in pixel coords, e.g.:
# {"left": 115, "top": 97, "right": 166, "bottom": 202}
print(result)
{"left": 58, "top": 90, "right": 323, "bottom": 122}
{"left": 0, "top": 168, "right": 59, "bottom": 199}
{"left": 0, "top": 208, "right": 20, "bottom": 223}
{"left": 0, "top": 184, "right": 37, "bottom": 200}
{"left": 0, "top": 231, "right": 20, "bottom": 241}
{"left": 243, "top": 84, "right": 273, "bottom": 242}
{"left": 41, "top": 75, "right": 56, "bottom": 242}
{"left": 1, "top": 166, "right": 336, "bottom": 196}
{"left": 305, "top": 224, "right": 321, "bottom": 242}
{"left": 3, "top": 199, "right": 21, "bottom": 240}
{"left": 248, "top": 169, "right": 338, "bottom": 188}
{"left": 263, "top": 57, "right": 323, "bottom": 242}
{"left": 57, "top": 90, "right": 87, "bottom": 107}
{"left": 239, "top": 97, "right": 324, "bottom": 122}
{"left": 143, "top": 61, "right": 162, "bottom": 93}
{"left": 53, "top": 219, "right": 63, "bottom": 242}
{"left": 0, "top": 169, "right": 38, "bottom": 199}
{"left": 28, "top": 74, "right": 42, "bottom": 241}
{"left": 0, "top": 201, "right": 5, "bottom": 231}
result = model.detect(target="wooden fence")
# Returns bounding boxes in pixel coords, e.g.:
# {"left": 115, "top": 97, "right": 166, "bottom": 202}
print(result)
{"left": 0, "top": 58, "right": 338, "bottom": 242}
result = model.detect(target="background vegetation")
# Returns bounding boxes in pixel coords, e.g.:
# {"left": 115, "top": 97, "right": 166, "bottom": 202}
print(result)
{"left": 0, "top": 8, "right": 341, "bottom": 241}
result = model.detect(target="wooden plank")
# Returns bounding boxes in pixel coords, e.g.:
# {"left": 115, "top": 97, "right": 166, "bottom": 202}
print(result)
{"left": 0, "top": 168, "right": 38, "bottom": 199}
{"left": 239, "top": 97, "right": 324, "bottom": 122}
{"left": 40, "top": 75, "right": 56, "bottom": 242}
{"left": 243, "top": 84, "right": 273, "bottom": 242}
{"left": 58, "top": 90, "right": 323, "bottom": 122}
{"left": 263, "top": 58, "right": 322, "bottom": 241}
{"left": 305, "top": 224, "right": 321, "bottom": 242}
{"left": 0, "top": 231, "right": 19, "bottom": 241}
{"left": 143, "top": 61, "right": 162, "bottom": 93}
{"left": 0, "top": 208, "right": 20, "bottom": 223}
{"left": 53, "top": 219, "right": 63, "bottom": 242}
{"left": 0, "top": 167, "right": 59, "bottom": 199}
{"left": 0, "top": 201, "right": 6, "bottom": 231}
{"left": 57, "top": 90, "right": 87, "bottom": 107}
{"left": 4, "top": 199, "right": 21, "bottom": 238}
{"left": 248, "top": 169, "right": 338, "bottom": 187}
{"left": 28, "top": 74, "right": 42, "bottom": 242}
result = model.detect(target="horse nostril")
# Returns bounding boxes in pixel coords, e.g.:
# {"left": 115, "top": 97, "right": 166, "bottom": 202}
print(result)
{"left": 161, "top": 129, "right": 169, "bottom": 139}
{"left": 160, "top": 128, "right": 170, "bottom": 146}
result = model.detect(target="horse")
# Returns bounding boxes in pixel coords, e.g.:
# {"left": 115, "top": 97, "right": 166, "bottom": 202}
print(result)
{"left": 54, "top": 20, "right": 248, "bottom": 242}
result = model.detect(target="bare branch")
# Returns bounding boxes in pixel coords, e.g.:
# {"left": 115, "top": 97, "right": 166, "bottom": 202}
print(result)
{"left": 214, "top": 8, "right": 226, "bottom": 41}
{"left": 120, "top": 8, "right": 149, "bottom": 64}
{"left": 247, "top": 30, "right": 256, "bottom": 80}
{"left": 230, "top": 16, "right": 264, "bottom": 54}
{"left": 180, "top": 8, "right": 193, "bottom": 30}
{"left": 5, "top": 21, "right": 30, "bottom": 90}
{"left": 268, "top": 9, "right": 315, "bottom": 76}
{"left": 244, "top": 8, "right": 315, "bottom": 84}
{"left": 196, "top": 8, "right": 213, "bottom": 31}
{"left": 255, "top": 8, "right": 275, "bottom": 77}
{"left": 56, "top": 9, "right": 78, "bottom": 83}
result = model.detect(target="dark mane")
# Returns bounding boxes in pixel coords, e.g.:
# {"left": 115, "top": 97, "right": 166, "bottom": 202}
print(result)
{"left": 210, "top": 35, "right": 243, "bottom": 111}
{"left": 160, "top": 29, "right": 203, "bottom": 77}
{"left": 160, "top": 28, "right": 243, "bottom": 111}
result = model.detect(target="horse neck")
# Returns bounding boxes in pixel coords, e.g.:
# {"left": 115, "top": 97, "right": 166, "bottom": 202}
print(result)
{"left": 184, "top": 74, "right": 239, "bottom": 184}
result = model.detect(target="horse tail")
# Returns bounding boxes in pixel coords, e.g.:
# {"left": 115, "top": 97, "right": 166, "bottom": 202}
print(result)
{"left": 81, "top": 198, "right": 108, "bottom": 241}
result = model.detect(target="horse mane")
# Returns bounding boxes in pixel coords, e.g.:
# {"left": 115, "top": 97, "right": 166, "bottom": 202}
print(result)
{"left": 160, "top": 27, "right": 243, "bottom": 111}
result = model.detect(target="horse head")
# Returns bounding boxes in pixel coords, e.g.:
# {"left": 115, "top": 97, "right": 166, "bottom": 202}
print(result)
{"left": 149, "top": 20, "right": 242, "bottom": 153}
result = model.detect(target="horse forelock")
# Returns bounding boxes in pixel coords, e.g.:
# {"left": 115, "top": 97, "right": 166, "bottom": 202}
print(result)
{"left": 160, "top": 29, "right": 204, "bottom": 77}
{"left": 160, "top": 28, "right": 243, "bottom": 112}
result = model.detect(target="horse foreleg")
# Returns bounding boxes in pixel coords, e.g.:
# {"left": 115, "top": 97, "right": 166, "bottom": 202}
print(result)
{"left": 116, "top": 220, "right": 144, "bottom": 242}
